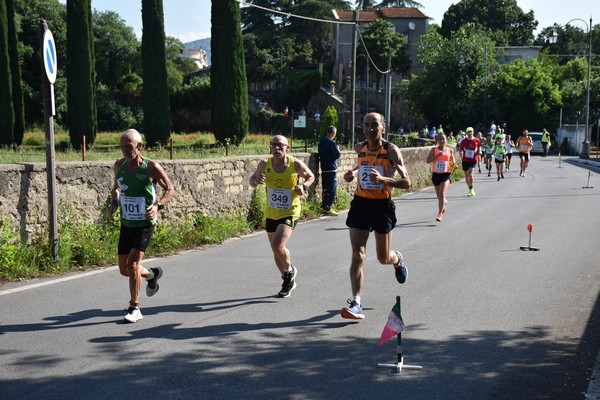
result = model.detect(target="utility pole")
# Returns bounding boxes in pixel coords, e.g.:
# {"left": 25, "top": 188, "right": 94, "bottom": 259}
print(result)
{"left": 350, "top": 9, "right": 358, "bottom": 146}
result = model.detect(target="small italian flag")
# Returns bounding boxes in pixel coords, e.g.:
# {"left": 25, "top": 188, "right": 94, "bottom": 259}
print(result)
{"left": 378, "top": 300, "right": 405, "bottom": 347}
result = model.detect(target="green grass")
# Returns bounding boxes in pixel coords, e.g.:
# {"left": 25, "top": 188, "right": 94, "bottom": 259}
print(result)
{"left": 0, "top": 183, "right": 357, "bottom": 282}
{"left": 2, "top": 131, "right": 329, "bottom": 163}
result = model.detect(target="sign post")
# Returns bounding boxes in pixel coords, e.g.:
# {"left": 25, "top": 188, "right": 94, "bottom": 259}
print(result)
{"left": 40, "top": 20, "right": 58, "bottom": 262}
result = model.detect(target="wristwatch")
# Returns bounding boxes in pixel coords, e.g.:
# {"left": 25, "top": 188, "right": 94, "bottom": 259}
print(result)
{"left": 155, "top": 201, "right": 165, "bottom": 211}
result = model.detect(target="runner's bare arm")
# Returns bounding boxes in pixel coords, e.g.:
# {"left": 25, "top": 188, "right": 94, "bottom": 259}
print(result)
{"left": 109, "top": 159, "right": 123, "bottom": 220}
{"left": 294, "top": 159, "right": 315, "bottom": 195}
{"left": 148, "top": 161, "right": 175, "bottom": 206}
{"left": 370, "top": 144, "right": 411, "bottom": 189}
{"left": 249, "top": 160, "right": 267, "bottom": 187}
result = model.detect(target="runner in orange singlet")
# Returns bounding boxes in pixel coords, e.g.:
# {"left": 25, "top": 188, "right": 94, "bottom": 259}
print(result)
{"left": 426, "top": 133, "right": 457, "bottom": 222}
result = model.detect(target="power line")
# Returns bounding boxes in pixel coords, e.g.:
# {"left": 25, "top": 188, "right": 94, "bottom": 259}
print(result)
{"left": 237, "top": 1, "right": 392, "bottom": 74}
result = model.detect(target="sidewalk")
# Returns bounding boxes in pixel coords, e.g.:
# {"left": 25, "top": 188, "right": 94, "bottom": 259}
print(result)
{"left": 565, "top": 155, "right": 600, "bottom": 399}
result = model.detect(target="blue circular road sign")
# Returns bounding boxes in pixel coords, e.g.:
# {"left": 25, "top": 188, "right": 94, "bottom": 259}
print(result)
{"left": 43, "top": 29, "right": 57, "bottom": 84}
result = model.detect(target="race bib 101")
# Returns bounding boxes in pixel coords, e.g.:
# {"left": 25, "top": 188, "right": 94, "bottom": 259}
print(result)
{"left": 121, "top": 195, "right": 146, "bottom": 220}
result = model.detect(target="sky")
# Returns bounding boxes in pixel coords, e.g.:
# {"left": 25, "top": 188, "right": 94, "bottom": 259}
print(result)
{"left": 89, "top": 0, "right": 598, "bottom": 42}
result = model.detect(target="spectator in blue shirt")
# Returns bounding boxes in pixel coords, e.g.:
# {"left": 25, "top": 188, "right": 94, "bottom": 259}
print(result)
{"left": 318, "top": 126, "right": 341, "bottom": 215}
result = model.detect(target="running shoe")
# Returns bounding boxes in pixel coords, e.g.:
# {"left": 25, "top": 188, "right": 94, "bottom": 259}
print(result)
{"left": 436, "top": 213, "right": 443, "bottom": 222}
{"left": 124, "top": 306, "right": 143, "bottom": 323}
{"left": 497, "top": 176, "right": 500, "bottom": 181}
{"left": 393, "top": 251, "right": 408, "bottom": 284}
{"left": 501, "top": 173, "right": 504, "bottom": 179}
{"left": 323, "top": 208, "right": 339, "bottom": 216}
{"left": 341, "top": 300, "right": 365, "bottom": 319}
{"left": 467, "top": 188, "right": 476, "bottom": 197}
{"left": 278, "top": 266, "right": 297, "bottom": 298}
{"left": 146, "top": 266, "right": 163, "bottom": 297}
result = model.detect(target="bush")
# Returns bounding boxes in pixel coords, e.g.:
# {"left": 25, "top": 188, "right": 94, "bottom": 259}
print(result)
{"left": 247, "top": 185, "right": 266, "bottom": 229}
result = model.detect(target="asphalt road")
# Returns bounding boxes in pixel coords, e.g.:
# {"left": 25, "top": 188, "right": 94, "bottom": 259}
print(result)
{"left": 1, "top": 155, "right": 599, "bottom": 400}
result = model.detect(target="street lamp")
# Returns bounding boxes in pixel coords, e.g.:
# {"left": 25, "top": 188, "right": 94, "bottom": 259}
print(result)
{"left": 549, "top": 17, "right": 593, "bottom": 158}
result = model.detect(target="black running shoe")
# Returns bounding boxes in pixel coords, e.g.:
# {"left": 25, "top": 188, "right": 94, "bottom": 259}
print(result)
{"left": 393, "top": 251, "right": 408, "bottom": 284}
{"left": 278, "top": 266, "right": 297, "bottom": 298}
{"left": 146, "top": 267, "right": 163, "bottom": 297}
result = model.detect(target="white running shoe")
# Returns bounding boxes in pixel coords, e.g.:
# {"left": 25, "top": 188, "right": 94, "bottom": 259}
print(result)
{"left": 124, "top": 306, "right": 143, "bottom": 323}
{"left": 341, "top": 300, "right": 365, "bottom": 319}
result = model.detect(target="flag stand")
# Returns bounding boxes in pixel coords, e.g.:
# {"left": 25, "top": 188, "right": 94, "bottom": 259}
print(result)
{"left": 520, "top": 224, "right": 540, "bottom": 251}
{"left": 377, "top": 295, "right": 422, "bottom": 373}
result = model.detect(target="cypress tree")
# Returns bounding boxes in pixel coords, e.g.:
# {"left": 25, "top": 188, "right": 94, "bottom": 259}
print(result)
{"left": 142, "top": 0, "right": 171, "bottom": 147}
{"left": 320, "top": 106, "right": 339, "bottom": 137}
{"left": 66, "top": 0, "right": 97, "bottom": 150}
{"left": 0, "top": 0, "right": 14, "bottom": 146}
{"left": 6, "top": 0, "right": 24, "bottom": 146}
{"left": 211, "top": 0, "right": 248, "bottom": 144}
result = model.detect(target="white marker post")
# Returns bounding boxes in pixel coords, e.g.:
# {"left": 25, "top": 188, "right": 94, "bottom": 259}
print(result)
{"left": 520, "top": 224, "right": 540, "bottom": 251}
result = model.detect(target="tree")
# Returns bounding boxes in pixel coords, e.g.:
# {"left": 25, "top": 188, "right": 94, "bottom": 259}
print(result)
{"left": 494, "top": 58, "right": 561, "bottom": 133}
{"left": 319, "top": 105, "right": 339, "bottom": 137}
{"left": 211, "top": 0, "right": 249, "bottom": 144}
{"left": 0, "top": 0, "right": 14, "bottom": 145}
{"left": 6, "top": 0, "right": 24, "bottom": 145}
{"left": 405, "top": 25, "right": 496, "bottom": 130}
{"left": 537, "top": 24, "right": 590, "bottom": 65}
{"left": 165, "top": 36, "right": 199, "bottom": 95}
{"left": 92, "top": 10, "right": 142, "bottom": 131}
{"left": 355, "top": 0, "right": 377, "bottom": 9}
{"left": 440, "top": 0, "right": 537, "bottom": 46}
{"left": 93, "top": 11, "right": 140, "bottom": 88}
{"left": 360, "top": 19, "right": 408, "bottom": 89}
{"left": 376, "top": 1, "right": 423, "bottom": 8}
{"left": 67, "top": 0, "right": 97, "bottom": 149}
{"left": 13, "top": 0, "right": 67, "bottom": 130}
{"left": 142, "top": 0, "right": 171, "bottom": 146}
{"left": 287, "top": 1, "right": 337, "bottom": 63}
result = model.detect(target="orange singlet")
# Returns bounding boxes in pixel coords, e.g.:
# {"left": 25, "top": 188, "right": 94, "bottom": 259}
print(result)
{"left": 355, "top": 142, "right": 395, "bottom": 199}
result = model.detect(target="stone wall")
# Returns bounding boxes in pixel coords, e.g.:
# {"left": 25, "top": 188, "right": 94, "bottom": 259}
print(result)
{"left": 0, "top": 146, "right": 433, "bottom": 241}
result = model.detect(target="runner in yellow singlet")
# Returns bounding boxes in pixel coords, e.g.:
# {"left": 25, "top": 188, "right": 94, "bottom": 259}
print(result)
{"left": 249, "top": 135, "right": 315, "bottom": 298}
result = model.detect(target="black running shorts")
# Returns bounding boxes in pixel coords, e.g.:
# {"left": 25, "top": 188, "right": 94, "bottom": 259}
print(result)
{"left": 118, "top": 225, "right": 155, "bottom": 254}
{"left": 346, "top": 195, "right": 396, "bottom": 234}
{"left": 432, "top": 172, "right": 451, "bottom": 186}
{"left": 266, "top": 217, "right": 297, "bottom": 233}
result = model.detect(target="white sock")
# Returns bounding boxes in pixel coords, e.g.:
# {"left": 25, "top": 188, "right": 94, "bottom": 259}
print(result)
{"left": 353, "top": 296, "right": 361, "bottom": 306}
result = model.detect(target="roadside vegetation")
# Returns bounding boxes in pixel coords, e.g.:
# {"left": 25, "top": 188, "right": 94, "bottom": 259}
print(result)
{"left": 0, "top": 179, "right": 353, "bottom": 282}
{"left": 0, "top": 132, "right": 457, "bottom": 283}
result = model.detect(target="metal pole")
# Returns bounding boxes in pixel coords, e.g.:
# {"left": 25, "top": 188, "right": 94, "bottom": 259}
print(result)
{"left": 484, "top": 46, "right": 487, "bottom": 132}
{"left": 396, "top": 295, "right": 403, "bottom": 368}
{"left": 40, "top": 20, "right": 58, "bottom": 262}
{"left": 581, "top": 17, "right": 592, "bottom": 158}
{"left": 350, "top": 10, "right": 358, "bottom": 146}
{"left": 385, "top": 54, "right": 391, "bottom": 140}
{"left": 366, "top": 59, "right": 369, "bottom": 114}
